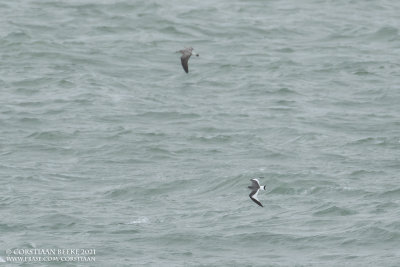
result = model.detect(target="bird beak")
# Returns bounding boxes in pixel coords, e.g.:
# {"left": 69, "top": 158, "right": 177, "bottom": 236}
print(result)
{"left": 193, "top": 51, "right": 199, "bottom": 57}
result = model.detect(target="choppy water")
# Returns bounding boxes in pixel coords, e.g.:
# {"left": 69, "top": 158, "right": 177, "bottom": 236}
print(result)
{"left": 1, "top": 0, "right": 400, "bottom": 266}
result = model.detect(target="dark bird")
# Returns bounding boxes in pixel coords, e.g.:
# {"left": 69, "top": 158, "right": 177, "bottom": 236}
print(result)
{"left": 248, "top": 178, "right": 266, "bottom": 207}
{"left": 177, "top": 47, "right": 199, "bottom": 73}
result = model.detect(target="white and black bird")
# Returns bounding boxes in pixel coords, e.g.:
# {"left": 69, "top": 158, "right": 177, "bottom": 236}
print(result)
{"left": 248, "top": 178, "right": 266, "bottom": 207}
{"left": 177, "top": 47, "right": 199, "bottom": 73}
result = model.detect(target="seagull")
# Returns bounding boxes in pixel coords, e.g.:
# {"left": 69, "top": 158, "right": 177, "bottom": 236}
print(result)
{"left": 177, "top": 47, "right": 199, "bottom": 73}
{"left": 248, "top": 178, "right": 266, "bottom": 207}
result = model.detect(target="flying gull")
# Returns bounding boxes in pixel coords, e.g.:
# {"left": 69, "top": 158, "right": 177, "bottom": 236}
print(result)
{"left": 177, "top": 47, "right": 199, "bottom": 73}
{"left": 248, "top": 178, "right": 266, "bottom": 207}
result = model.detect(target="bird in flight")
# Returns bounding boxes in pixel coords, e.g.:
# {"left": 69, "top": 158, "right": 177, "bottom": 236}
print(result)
{"left": 177, "top": 47, "right": 199, "bottom": 73}
{"left": 248, "top": 178, "right": 266, "bottom": 207}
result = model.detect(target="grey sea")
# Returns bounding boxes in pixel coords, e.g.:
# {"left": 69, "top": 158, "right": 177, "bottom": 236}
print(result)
{"left": 1, "top": 0, "right": 400, "bottom": 266}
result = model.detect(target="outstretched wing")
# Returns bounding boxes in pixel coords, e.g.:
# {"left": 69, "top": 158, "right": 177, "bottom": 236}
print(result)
{"left": 249, "top": 189, "right": 263, "bottom": 207}
{"left": 181, "top": 54, "right": 191, "bottom": 73}
{"left": 250, "top": 179, "right": 260, "bottom": 188}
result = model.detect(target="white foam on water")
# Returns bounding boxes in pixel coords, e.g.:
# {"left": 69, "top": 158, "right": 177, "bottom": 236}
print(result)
{"left": 127, "top": 217, "right": 150, "bottom": 225}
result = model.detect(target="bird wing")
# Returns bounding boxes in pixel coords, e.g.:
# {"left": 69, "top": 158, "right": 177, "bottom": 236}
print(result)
{"left": 181, "top": 54, "right": 191, "bottom": 73}
{"left": 249, "top": 189, "right": 263, "bottom": 207}
{"left": 250, "top": 179, "right": 260, "bottom": 188}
